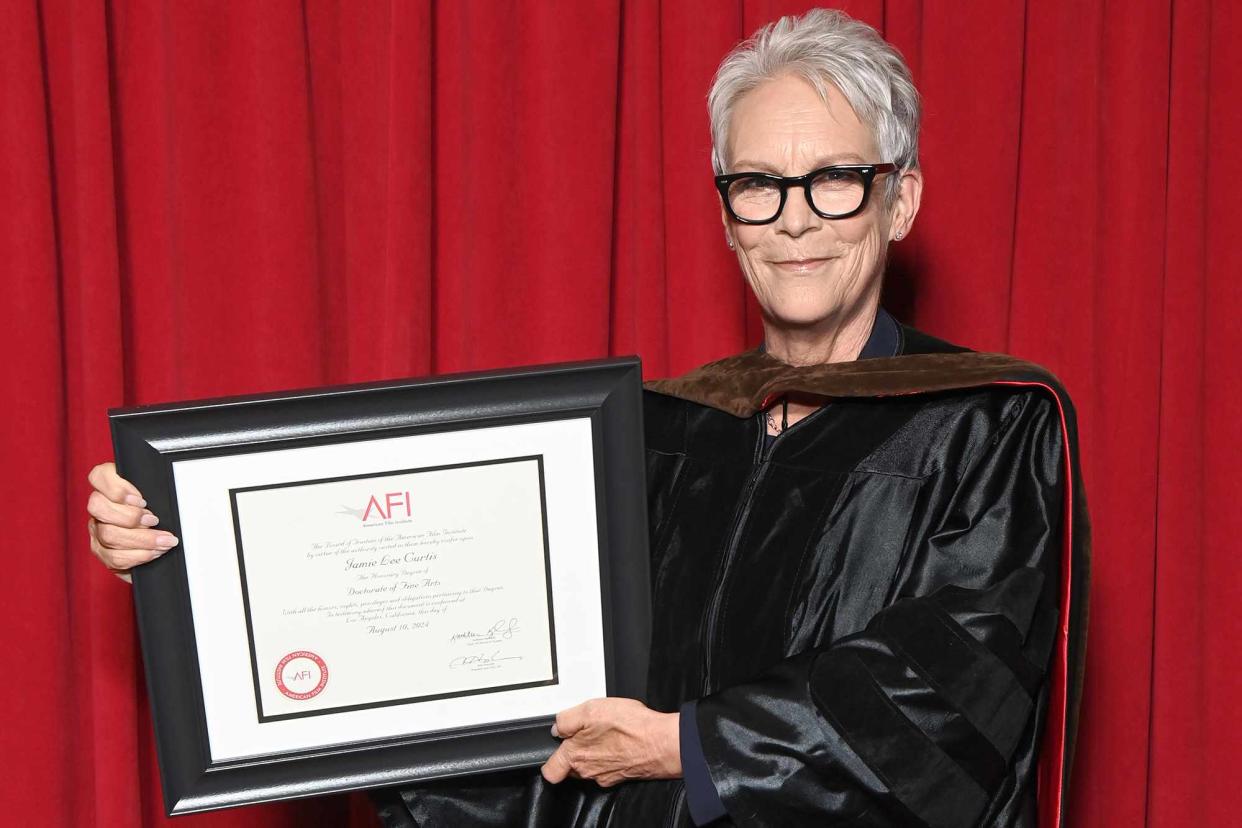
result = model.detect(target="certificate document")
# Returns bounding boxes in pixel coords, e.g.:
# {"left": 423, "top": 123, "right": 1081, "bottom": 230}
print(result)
{"left": 173, "top": 417, "right": 612, "bottom": 763}
{"left": 232, "top": 456, "right": 557, "bottom": 721}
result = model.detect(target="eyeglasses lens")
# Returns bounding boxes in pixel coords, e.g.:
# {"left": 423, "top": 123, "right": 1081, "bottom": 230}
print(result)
{"left": 727, "top": 178, "right": 783, "bottom": 222}
{"left": 809, "top": 168, "right": 866, "bottom": 216}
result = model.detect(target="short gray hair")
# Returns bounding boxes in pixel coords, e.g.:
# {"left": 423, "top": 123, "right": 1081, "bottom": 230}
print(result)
{"left": 708, "top": 9, "right": 920, "bottom": 199}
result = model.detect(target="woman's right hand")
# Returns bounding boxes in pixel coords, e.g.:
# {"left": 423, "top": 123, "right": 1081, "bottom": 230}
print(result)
{"left": 86, "top": 462, "right": 180, "bottom": 583}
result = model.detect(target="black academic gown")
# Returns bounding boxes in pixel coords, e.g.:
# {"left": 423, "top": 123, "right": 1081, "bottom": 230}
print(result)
{"left": 375, "top": 326, "right": 1089, "bottom": 828}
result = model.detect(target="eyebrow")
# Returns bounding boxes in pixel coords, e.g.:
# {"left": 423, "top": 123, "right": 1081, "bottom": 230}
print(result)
{"left": 730, "top": 153, "right": 869, "bottom": 174}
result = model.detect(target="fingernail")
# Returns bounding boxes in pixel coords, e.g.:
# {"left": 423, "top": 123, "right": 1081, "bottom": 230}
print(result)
{"left": 550, "top": 724, "right": 560, "bottom": 738}
{"left": 155, "top": 535, "right": 179, "bottom": 549}
{"left": 125, "top": 494, "right": 147, "bottom": 508}
{"left": 140, "top": 514, "right": 159, "bottom": 527}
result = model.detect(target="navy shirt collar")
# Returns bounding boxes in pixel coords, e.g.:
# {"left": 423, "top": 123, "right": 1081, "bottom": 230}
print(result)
{"left": 858, "top": 306, "right": 901, "bottom": 359}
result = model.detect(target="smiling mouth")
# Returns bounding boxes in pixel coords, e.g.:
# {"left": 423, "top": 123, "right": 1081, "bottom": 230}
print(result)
{"left": 770, "top": 257, "right": 833, "bottom": 272}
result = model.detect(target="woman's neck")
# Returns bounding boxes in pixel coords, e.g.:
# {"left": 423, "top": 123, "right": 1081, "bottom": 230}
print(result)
{"left": 761, "top": 305, "right": 879, "bottom": 367}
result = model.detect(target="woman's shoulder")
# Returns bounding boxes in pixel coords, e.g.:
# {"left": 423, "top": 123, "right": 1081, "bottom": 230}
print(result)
{"left": 893, "top": 323, "right": 1076, "bottom": 420}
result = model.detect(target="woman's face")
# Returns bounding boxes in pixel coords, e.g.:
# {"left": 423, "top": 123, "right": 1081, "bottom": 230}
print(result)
{"left": 722, "top": 74, "right": 921, "bottom": 333}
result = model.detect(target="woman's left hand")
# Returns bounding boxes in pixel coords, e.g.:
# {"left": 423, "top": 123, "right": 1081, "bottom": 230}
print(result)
{"left": 540, "top": 698, "right": 681, "bottom": 787}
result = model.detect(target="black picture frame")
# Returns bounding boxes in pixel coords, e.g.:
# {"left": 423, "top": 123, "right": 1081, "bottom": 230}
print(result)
{"left": 110, "top": 357, "right": 650, "bottom": 816}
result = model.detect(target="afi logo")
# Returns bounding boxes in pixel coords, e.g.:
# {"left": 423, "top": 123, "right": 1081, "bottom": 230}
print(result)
{"left": 363, "top": 491, "right": 411, "bottom": 521}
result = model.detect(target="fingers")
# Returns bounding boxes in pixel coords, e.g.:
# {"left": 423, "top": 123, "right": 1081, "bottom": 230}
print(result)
{"left": 86, "top": 490, "right": 177, "bottom": 551}
{"left": 94, "top": 520, "right": 178, "bottom": 554}
{"left": 540, "top": 737, "right": 620, "bottom": 787}
{"left": 86, "top": 461, "right": 173, "bottom": 583}
{"left": 86, "top": 467, "right": 178, "bottom": 551}
{"left": 88, "top": 462, "right": 146, "bottom": 508}
{"left": 88, "top": 518, "right": 175, "bottom": 572}
{"left": 554, "top": 700, "right": 593, "bottom": 739}
{"left": 545, "top": 700, "right": 614, "bottom": 786}
{"left": 87, "top": 489, "right": 153, "bottom": 529}
{"left": 540, "top": 743, "right": 574, "bottom": 784}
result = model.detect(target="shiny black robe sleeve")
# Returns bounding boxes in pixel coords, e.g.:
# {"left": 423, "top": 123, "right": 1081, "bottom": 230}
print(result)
{"left": 694, "top": 389, "right": 1064, "bottom": 827}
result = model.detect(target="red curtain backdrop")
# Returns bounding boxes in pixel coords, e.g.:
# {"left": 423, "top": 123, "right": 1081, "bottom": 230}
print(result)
{"left": 2, "top": 1, "right": 1238, "bottom": 825}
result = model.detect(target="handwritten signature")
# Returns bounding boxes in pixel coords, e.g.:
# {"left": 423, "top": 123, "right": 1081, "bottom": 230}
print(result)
{"left": 449, "top": 617, "right": 520, "bottom": 644}
{"left": 448, "top": 650, "right": 524, "bottom": 670}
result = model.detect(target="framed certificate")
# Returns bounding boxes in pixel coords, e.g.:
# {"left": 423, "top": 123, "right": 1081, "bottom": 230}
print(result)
{"left": 110, "top": 357, "right": 650, "bottom": 815}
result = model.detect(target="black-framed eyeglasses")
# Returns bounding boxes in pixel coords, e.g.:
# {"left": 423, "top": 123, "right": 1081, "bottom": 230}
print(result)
{"left": 715, "top": 163, "right": 897, "bottom": 224}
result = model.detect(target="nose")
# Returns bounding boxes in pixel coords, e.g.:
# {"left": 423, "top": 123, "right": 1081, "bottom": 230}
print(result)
{"left": 775, "top": 185, "right": 821, "bottom": 238}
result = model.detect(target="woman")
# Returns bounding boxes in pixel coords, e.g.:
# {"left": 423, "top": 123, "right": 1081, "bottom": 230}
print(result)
{"left": 87, "top": 10, "right": 1086, "bottom": 827}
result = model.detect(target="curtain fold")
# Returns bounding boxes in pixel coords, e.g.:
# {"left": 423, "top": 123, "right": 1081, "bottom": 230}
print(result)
{"left": 2, "top": 1, "right": 1237, "bottom": 825}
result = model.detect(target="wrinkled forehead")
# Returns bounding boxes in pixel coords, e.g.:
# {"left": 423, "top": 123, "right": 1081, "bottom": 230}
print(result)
{"left": 725, "top": 75, "right": 879, "bottom": 174}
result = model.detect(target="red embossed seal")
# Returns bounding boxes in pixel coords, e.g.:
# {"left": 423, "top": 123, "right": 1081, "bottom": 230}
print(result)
{"left": 274, "top": 651, "right": 328, "bottom": 700}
